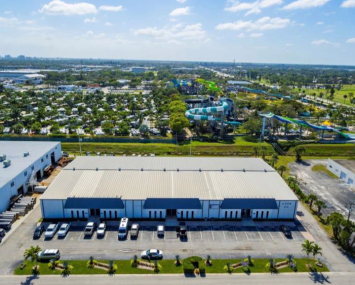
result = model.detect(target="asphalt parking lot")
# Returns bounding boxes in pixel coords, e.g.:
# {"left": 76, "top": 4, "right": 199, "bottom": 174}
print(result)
{"left": 289, "top": 159, "right": 355, "bottom": 220}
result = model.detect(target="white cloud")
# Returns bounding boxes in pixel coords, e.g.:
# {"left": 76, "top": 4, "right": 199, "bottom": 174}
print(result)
{"left": 342, "top": 0, "right": 355, "bottom": 7}
{"left": 99, "top": 5, "right": 123, "bottom": 12}
{"left": 84, "top": 17, "right": 97, "bottom": 23}
{"left": 311, "top": 39, "right": 340, "bottom": 47}
{"left": 105, "top": 22, "right": 112, "bottom": 26}
{"left": 86, "top": 30, "right": 94, "bottom": 36}
{"left": 4, "top": 11, "right": 12, "bottom": 14}
{"left": 283, "top": 0, "right": 329, "bottom": 10}
{"left": 177, "top": 0, "right": 187, "bottom": 3}
{"left": 170, "top": 6, "right": 191, "bottom": 16}
{"left": 322, "top": 29, "right": 333, "bottom": 33}
{"left": 285, "top": 43, "right": 293, "bottom": 47}
{"left": 346, "top": 38, "right": 355, "bottom": 43}
{"left": 216, "top": 17, "right": 291, "bottom": 31}
{"left": 225, "top": 0, "right": 283, "bottom": 16}
{"left": 316, "top": 21, "right": 324, "bottom": 25}
{"left": 0, "top": 17, "right": 19, "bottom": 26}
{"left": 250, "top": 33, "right": 264, "bottom": 37}
{"left": 135, "top": 23, "right": 208, "bottom": 42}
{"left": 39, "top": 0, "right": 97, "bottom": 15}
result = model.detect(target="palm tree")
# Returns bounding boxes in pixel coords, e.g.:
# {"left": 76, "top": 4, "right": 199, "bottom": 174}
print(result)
{"left": 286, "top": 254, "right": 295, "bottom": 264}
{"left": 277, "top": 165, "right": 287, "bottom": 177}
{"left": 286, "top": 175, "right": 302, "bottom": 192}
{"left": 271, "top": 153, "right": 279, "bottom": 168}
{"left": 294, "top": 145, "right": 306, "bottom": 162}
{"left": 315, "top": 200, "right": 327, "bottom": 216}
{"left": 252, "top": 146, "right": 260, "bottom": 157}
{"left": 312, "top": 244, "right": 322, "bottom": 260}
{"left": 260, "top": 146, "right": 267, "bottom": 160}
{"left": 308, "top": 194, "right": 318, "bottom": 210}
{"left": 24, "top": 246, "right": 42, "bottom": 273}
{"left": 302, "top": 240, "right": 314, "bottom": 262}
{"left": 343, "top": 94, "right": 348, "bottom": 104}
{"left": 327, "top": 212, "right": 344, "bottom": 240}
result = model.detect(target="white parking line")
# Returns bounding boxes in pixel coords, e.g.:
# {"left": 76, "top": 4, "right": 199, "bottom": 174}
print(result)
{"left": 140, "top": 228, "right": 143, "bottom": 241}
{"left": 269, "top": 229, "right": 275, "bottom": 241}
{"left": 210, "top": 228, "right": 215, "bottom": 241}
{"left": 152, "top": 229, "right": 155, "bottom": 240}
{"left": 200, "top": 228, "right": 203, "bottom": 240}
{"left": 233, "top": 228, "right": 238, "bottom": 240}
{"left": 222, "top": 230, "right": 226, "bottom": 240}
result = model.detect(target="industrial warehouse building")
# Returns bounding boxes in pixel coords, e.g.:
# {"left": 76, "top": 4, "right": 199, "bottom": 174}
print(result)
{"left": 0, "top": 141, "right": 62, "bottom": 212}
{"left": 40, "top": 157, "right": 298, "bottom": 221}
{"left": 327, "top": 159, "right": 355, "bottom": 186}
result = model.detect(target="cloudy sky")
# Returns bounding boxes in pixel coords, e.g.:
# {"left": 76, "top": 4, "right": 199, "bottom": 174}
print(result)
{"left": 0, "top": 0, "right": 355, "bottom": 65}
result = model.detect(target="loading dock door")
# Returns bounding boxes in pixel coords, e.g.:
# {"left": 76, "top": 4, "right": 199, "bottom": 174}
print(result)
{"left": 340, "top": 171, "right": 347, "bottom": 180}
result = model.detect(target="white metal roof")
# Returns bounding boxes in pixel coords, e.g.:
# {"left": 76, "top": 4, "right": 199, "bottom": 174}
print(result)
{"left": 0, "top": 141, "right": 60, "bottom": 189}
{"left": 41, "top": 157, "right": 297, "bottom": 201}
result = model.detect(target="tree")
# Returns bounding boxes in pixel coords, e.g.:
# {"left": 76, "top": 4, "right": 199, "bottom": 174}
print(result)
{"left": 302, "top": 240, "right": 314, "bottom": 261}
{"left": 169, "top": 101, "right": 187, "bottom": 114}
{"left": 277, "top": 165, "right": 286, "bottom": 177}
{"left": 327, "top": 212, "right": 344, "bottom": 240}
{"left": 252, "top": 146, "right": 259, "bottom": 157}
{"left": 31, "top": 122, "right": 42, "bottom": 134}
{"left": 343, "top": 94, "right": 348, "bottom": 104}
{"left": 308, "top": 194, "right": 318, "bottom": 210}
{"left": 12, "top": 122, "right": 24, "bottom": 134}
{"left": 50, "top": 123, "right": 60, "bottom": 134}
{"left": 169, "top": 113, "right": 189, "bottom": 134}
{"left": 102, "top": 121, "right": 114, "bottom": 135}
{"left": 294, "top": 145, "right": 306, "bottom": 162}
{"left": 242, "top": 117, "right": 262, "bottom": 135}
{"left": 139, "top": 124, "right": 149, "bottom": 137}
{"left": 116, "top": 121, "right": 130, "bottom": 136}
{"left": 271, "top": 153, "right": 279, "bottom": 168}
{"left": 315, "top": 200, "right": 327, "bottom": 216}
{"left": 260, "top": 146, "right": 267, "bottom": 160}
{"left": 312, "top": 244, "right": 322, "bottom": 260}
{"left": 24, "top": 246, "right": 42, "bottom": 273}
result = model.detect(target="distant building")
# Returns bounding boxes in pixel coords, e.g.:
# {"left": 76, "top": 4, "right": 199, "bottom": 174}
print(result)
{"left": 58, "top": 85, "right": 76, "bottom": 92}
{"left": 15, "top": 74, "right": 46, "bottom": 85}
{"left": 327, "top": 159, "right": 355, "bottom": 186}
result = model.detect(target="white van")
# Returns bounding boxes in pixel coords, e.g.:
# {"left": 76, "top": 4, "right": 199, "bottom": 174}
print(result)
{"left": 118, "top": 217, "right": 129, "bottom": 239}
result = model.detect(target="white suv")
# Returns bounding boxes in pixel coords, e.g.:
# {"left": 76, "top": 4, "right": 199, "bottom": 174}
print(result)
{"left": 37, "top": 249, "right": 60, "bottom": 261}
{"left": 84, "top": 222, "right": 96, "bottom": 236}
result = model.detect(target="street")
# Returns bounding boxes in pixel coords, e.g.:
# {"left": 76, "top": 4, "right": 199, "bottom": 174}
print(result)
{"left": 1, "top": 272, "right": 355, "bottom": 285}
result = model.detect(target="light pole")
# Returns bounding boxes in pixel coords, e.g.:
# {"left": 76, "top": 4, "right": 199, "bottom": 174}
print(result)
{"left": 189, "top": 136, "right": 192, "bottom": 156}
{"left": 346, "top": 202, "right": 354, "bottom": 222}
{"left": 79, "top": 138, "right": 82, "bottom": 156}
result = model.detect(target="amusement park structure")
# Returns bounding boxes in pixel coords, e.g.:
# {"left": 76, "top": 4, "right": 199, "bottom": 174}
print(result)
{"left": 260, "top": 113, "right": 354, "bottom": 141}
{"left": 183, "top": 79, "right": 241, "bottom": 135}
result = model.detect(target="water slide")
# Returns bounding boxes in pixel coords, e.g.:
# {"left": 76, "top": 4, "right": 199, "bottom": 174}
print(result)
{"left": 261, "top": 112, "right": 352, "bottom": 139}
{"left": 185, "top": 101, "right": 241, "bottom": 125}
{"left": 241, "top": 87, "right": 292, "bottom": 100}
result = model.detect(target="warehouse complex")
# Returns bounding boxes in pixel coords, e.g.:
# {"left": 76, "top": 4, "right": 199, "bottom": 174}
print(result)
{"left": 40, "top": 156, "right": 298, "bottom": 221}
{"left": 0, "top": 141, "right": 62, "bottom": 212}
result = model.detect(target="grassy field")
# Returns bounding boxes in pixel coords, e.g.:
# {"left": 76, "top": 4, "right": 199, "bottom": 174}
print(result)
{"left": 15, "top": 258, "right": 328, "bottom": 275}
{"left": 292, "top": 84, "right": 355, "bottom": 106}
{"left": 311, "top": 164, "right": 338, "bottom": 179}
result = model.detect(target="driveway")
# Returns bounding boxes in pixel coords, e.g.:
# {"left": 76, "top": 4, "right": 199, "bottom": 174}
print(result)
{"left": 289, "top": 159, "right": 355, "bottom": 220}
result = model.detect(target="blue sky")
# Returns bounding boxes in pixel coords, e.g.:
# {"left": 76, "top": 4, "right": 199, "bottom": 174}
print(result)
{"left": 0, "top": 0, "right": 354, "bottom": 65}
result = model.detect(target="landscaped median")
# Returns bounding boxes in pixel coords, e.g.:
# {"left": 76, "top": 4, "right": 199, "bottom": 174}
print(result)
{"left": 15, "top": 257, "right": 328, "bottom": 276}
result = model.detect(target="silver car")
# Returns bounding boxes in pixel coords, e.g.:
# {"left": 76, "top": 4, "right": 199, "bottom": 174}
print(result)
{"left": 44, "top": 223, "right": 59, "bottom": 239}
{"left": 97, "top": 223, "right": 106, "bottom": 237}
{"left": 37, "top": 249, "right": 60, "bottom": 261}
{"left": 57, "top": 223, "right": 71, "bottom": 238}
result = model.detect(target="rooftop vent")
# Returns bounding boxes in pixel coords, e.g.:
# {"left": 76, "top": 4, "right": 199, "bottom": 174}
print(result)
{"left": 141, "top": 168, "right": 144, "bottom": 171}
{"left": 221, "top": 169, "right": 224, "bottom": 172}
{"left": 264, "top": 169, "right": 267, "bottom": 172}
{"left": 163, "top": 168, "right": 166, "bottom": 172}
{"left": 243, "top": 169, "right": 246, "bottom": 172}
{"left": 199, "top": 168, "right": 202, "bottom": 172}
{"left": 0, "top": 154, "right": 6, "bottom": 162}
{"left": 177, "top": 168, "right": 180, "bottom": 172}
{"left": 96, "top": 167, "right": 99, "bottom": 171}
{"left": 118, "top": 168, "right": 121, "bottom": 171}
{"left": 73, "top": 167, "right": 76, "bottom": 171}
{"left": 3, "top": 160, "right": 11, "bottom": 168}
{"left": 24, "top": 152, "right": 30, "bottom": 157}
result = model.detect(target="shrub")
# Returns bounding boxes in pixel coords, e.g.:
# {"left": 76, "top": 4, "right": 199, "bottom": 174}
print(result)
{"left": 61, "top": 262, "right": 73, "bottom": 276}
{"left": 48, "top": 259, "right": 59, "bottom": 270}
{"left": 224, "top": 263, "right": 233, "bottom": 273}
{"left": 108, "top": 260, "right": 117, "bottom": 274}
{"left": 175, "top": 255, "right": 181, "bottom": 266}
{"left": 183, "top": 256, "right": 202, "bottom": 274}
{"left": 87, "top": 256, "right": 97, "bottom": 268}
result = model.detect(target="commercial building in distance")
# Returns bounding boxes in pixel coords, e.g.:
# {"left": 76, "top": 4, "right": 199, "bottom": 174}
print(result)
{"left": 0, "top": 141, "right": 62, "bottom": 212}
{"left": 327, "top": 159, "right": 355, "bottom": 186}
{"left": 40, "top": 157, "right": 298, "bottom": 221}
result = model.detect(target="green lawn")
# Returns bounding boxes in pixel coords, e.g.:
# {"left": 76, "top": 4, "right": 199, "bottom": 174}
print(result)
{"left": 292, "top": 85, "right": 355, "bottom": 106}
{"left": 15, "top": 258, "right": 328, "bottom": 275}
{"left": 311, "top": 164, "right": 338, "bottom": 179}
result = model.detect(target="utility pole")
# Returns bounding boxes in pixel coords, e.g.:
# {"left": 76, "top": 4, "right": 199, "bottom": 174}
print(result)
{"left": 346, "top": 202, "right": 354, "bottom": 222}
{"left": 189, "top": 136, "right": 192, "bottom": 156}
{"left": 79, "top": 138, "right": 82, "bottom": 156}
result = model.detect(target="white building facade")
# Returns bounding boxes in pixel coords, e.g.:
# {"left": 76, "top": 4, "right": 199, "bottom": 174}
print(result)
{"left": 327, "top": 159, "right": 355, "bottom": 186}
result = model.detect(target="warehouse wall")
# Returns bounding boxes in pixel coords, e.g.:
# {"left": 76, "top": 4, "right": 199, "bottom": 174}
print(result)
{"left": 277, "top": 201, "right": 298, "bottom": 219}
{"left": 327, "top": 159, "right": 355, "bottom": 186}
{"left": 41, "top": 199, "right": 65, "bottom": 219}
{"left": 1, "top": 143, "right": 61, "bottom": 213}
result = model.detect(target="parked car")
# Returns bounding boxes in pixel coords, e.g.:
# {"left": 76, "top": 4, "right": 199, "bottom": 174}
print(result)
{"left": 57, "top": 223, "right": 71, "bottom": 238}
{"left": 0, "top": 222, "right": 11, "bottom": 231}
{"left": 33, "top": 225, "right": 45, "bottom": 239}
{"left": 84, "top": 222, "right": 96, "bottom": 236}
{"left": 0, "top": 229, "right": 6, "bottom": 237}
{"left": 44, "top": 223, "right": 59, "bottom": 239}
{"left": 37, "top": 249, "right": 61, "bottom": 261}
{"left": 157, "top": 225, "right": 164, "bottom": 237}
{"left": 280, "top": 225, "right": 292, "bottom": 238}
{"left": 97, "top": 223, "right": 106, "bottom": 237}
{"left": 118, "top": 218, "right": 129, "bottom": 239}
{"left": 177, "top": 222, "right": 187, "bottom": 239}
{"left": 130, "top": 224, "right": 140, "bottom": 239}
{"left": 141, "top": 249, "right": 163, "bottom": 260}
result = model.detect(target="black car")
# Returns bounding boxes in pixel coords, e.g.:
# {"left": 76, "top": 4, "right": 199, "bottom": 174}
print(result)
{"left": 280, "top": 225, "right": 292, "bottom": 238}
{"left": 176, "top": 222, "right": 187, "bottom": 239}
{"left": 0, "top": 229, "right": 5, "bottom": 237}
{"left": 33, "top": 225, "right": 45, "bottom": 239}
{"left": 0, "top": 222, "right": 11, "bottom": 231}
